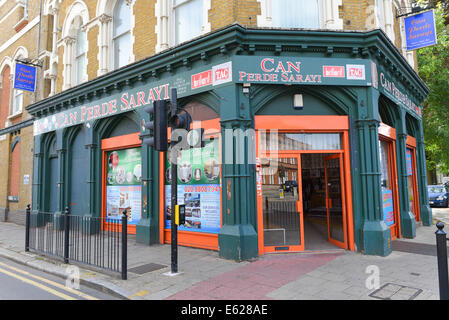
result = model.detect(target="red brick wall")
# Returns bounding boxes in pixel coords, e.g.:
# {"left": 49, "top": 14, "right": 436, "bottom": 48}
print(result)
{"left": 0, "top": 66, "right": 11, "bottom": 129}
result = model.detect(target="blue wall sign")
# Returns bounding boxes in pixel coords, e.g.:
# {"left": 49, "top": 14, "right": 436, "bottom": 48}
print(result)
{"left": 14, "top": 63, "right": 36, "bottom": 92}
{"left": 404, "top": 10, "right": 437, "bottom": 50}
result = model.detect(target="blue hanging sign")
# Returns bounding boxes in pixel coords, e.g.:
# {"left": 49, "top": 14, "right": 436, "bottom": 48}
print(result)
{"left": 404, "top": 10, "right": 437, "bottom": 50}
{"left": 14, "top": 62, "right": 36, "bottom": 92}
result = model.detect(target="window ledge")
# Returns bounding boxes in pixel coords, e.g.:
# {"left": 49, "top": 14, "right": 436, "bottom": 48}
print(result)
{"left": 14, "top": 17, "right": 29, "bottom": 33}
{"left": 7, "top": 112, "right": 23, "bottom": 121}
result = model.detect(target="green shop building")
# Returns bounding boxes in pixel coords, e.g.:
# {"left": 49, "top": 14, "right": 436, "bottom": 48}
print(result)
{"left": 27, "top": 25, "right": 431, "bottom": 260}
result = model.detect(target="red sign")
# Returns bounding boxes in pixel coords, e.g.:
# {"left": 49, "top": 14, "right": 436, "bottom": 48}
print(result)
{"left": 191, "top": 70, "right": 212, "bottom": 89}
{"left": 323, "top": 66, "right": 345, "bottom": 78}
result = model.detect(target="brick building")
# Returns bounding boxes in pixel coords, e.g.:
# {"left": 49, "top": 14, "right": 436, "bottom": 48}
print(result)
{"left": 1, "top": 0, "right": 432, "bottom": 259}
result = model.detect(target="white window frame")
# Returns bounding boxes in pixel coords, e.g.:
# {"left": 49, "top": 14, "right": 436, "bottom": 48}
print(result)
{"left": 74, "top": 27, "right": 87, "bottom": 86}
{"left": 257, "top": 0, "right": 343, "bottom": 30}
{"left": 155, "top": 0, "right": 210, "bottom": 53}
{"left": 112, "top": 0, "right": 132, "bottom": 70}
{"left": 61, "top": 1, "right": 89, "bottom": 90}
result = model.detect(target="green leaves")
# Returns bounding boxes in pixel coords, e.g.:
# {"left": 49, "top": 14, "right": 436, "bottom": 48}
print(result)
{"left": 418, "top": 7, "right": 449, "bottom": 174}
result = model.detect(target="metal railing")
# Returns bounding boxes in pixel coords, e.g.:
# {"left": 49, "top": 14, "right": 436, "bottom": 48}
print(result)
{"left": 25, "top": 204, "right": 128, "bottom": 280}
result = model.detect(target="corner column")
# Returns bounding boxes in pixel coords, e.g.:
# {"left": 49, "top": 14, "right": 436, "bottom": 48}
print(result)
{"left": 416, "top": 121, "right": 432, "bottom": 226}
{"left": 357, "top": 87, "right": 392, "bottom": 256}
{"left": 217, "top": 84, "right": 258, "bottom": 261}
{"left": 396, "top": 108, "right": 416, "bottom": 238}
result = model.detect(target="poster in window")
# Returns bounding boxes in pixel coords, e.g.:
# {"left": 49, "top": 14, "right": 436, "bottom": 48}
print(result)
{"left": 106, "top": 147, "right": 142, "bottom": 225}
{"left": 382, "top": 188, "right": 394, "bottom": 227}
{"left": 165, "top": 139, "right": 221, "bottom": 234}
{"left": 406, "top": 148, "right": 413, "bottom": 176}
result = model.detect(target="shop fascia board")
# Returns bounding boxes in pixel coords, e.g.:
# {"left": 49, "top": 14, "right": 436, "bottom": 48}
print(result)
{"left": 26, "top": 24, "right": 428, "bottom": 117}
{"left": 240, "top": 27, "right": 429, "bottom": 101}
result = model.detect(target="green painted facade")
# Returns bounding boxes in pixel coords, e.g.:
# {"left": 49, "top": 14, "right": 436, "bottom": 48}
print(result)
{"left": 27, "top": 25, "right": 430, "bottom": 260}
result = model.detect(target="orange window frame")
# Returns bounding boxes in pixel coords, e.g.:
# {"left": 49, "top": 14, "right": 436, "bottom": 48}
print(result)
{"left": 378, "top": 123, "right": 401, "bottom": 240}
{"left": 406, "top": 136, "right": 420, "bottom": 222}
{"left": 159, "top": 118, "right": 222, "bottom": 251}
{"left": 101, "top": 132, "right": 141, "bottom": 234}
{"left": 255, "top": 115, "right": 354, "bottom": 255}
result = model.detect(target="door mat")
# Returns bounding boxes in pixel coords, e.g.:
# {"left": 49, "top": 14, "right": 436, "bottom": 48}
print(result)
{"left": 128, "top": 263, "right": 167, "bottom": 275}
{"left": 368, "top": 283, "right": 422, "bottom": 300}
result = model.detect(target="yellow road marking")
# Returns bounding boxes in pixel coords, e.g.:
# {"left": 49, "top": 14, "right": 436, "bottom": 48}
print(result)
{"left": 128, "top": 290, "right": 149, "bottom": 299}
{"left": 0, "top": 266, "right": 76, "bottom": 300}
{"left": 0, "top": 261, "right": 98, "bottom": 300}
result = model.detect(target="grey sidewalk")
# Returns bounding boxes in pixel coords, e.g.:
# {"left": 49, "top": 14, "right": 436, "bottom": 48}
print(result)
{"left": 0, "top": 219, "right": 444, "bottom": 300}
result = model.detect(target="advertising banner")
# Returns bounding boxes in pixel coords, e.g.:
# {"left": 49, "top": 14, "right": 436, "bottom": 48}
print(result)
{"left": 404, "top": 10, "right": 437, "bottom": 50}
{"left": 106, "top": 147, "right": 142, "bottom": 225}
{"left": 382, "top": 189, "right": 395, "bottom": 227}
{"left": 14, "top": 63, "right": 36, "bottom": 92}
{"left": 406, "top": 148, "right": 413, "bottom": 176}
{"left": 165, "top": 140, "right": 221, "bottom": 234}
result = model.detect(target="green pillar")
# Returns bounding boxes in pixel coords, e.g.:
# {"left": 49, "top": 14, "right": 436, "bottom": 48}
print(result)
{"left": 396, "top": 109, "right": 416, "bottom": 238}
{"left": 416, "top": 121, "right": 432, "bottom": 226}
{"left": 217, "top": 84, "right": 258, "bottom": 261}
{"left": 32, "top": 134, "right": 43, "bottom": 214}
{"left": 55, "top": 130, "right": 66, "bottom": 215}
{"left": 357, "top": 88, "right": 391, "bottom": 256}
{"left": 136, "top": 127, "right": 159, "bottom": 245}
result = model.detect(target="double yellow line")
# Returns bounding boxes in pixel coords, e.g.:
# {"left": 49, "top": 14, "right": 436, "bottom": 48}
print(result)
{"left": 0, "top": 261, "right": 99, "bottom": 300}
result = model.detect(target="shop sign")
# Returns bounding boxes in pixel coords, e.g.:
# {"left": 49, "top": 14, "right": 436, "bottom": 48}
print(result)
{"left": 14, "top": 63, "right": 36, "bottom": 92}
{"left": 105, "top": 147, "right": 142, "bottom": 225}
{"left": 33, "top": 61, "right": 233, "bottom": 136}
{"left": 323, "top": 66, "right": 345, "bottom": 78}
{"left": 165, "top": 140, "right": 221, "bottom": 234}
{"left": 234, "top": 56, "right": 372, "bottom": 86}
{"left": 378, "top": 71, "right": 421, "bottom": 117}
{"left": 382, "top": 189, "right": 394, "bottom": 227}
{"left": 404, "top": 10, "right": 437, "bottom": 51}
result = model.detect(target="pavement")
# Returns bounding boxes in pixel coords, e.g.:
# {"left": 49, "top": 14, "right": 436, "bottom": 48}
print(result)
{"left": 0, "top": 209, "right": 448, "bottom": 300}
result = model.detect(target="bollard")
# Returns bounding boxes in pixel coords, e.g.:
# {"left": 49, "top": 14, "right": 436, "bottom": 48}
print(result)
{"left": 25, "top": 204, "right": 31, "bottom": 252}
{"left": 121, "top": 210, "right": 128, "bottom": 280}
{"left": 64, "top": 206, "right": 70, "bottom": 264}
{"left": 436, "top": 222, "right": 449, "bottom": 300}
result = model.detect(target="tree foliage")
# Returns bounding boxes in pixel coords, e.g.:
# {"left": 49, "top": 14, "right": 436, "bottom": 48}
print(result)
{"left": 417, "top": 6, "right": 449, "bottom": 174}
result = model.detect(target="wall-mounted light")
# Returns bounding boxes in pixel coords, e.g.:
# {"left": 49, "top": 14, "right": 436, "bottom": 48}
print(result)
{"left": 293, "top": 94, "right": 303, "bottom": 110}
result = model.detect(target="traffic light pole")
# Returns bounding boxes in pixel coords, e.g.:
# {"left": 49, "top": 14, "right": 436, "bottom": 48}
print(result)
{"left": 170, "top": 88, "right": 178, "bottom": 274}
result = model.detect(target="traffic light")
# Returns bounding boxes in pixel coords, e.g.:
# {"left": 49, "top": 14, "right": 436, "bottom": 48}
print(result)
{"left": 143, "top": 100, "right": 168, "bottom": 151}
{"left": 170, "top": 110, "right": 191, "bottom": 131}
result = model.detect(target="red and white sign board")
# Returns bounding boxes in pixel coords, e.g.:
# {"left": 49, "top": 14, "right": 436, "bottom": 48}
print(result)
{"left": 323, "top": 66, "right": 345, "bottom": 78}
{"left": 212, "top": 62, "right": 232, "bottom": 86}
{"left": 191, "top": 70, "right": 212, "bottom": 89}
{"left": 346, "top": 64, "right": 366, "bottom": 80}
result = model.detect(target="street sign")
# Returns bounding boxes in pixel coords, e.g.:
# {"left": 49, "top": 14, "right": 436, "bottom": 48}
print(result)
{"left": 404, "top": 9, "right": 437, "bottom": 50}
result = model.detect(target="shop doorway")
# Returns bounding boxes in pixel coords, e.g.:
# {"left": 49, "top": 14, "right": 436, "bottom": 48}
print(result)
{"left": 260, "top": 153, "right": 347, "bottom": 253}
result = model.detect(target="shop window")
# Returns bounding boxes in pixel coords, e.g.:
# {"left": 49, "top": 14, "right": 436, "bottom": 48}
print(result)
{"left": 163, "top": 102, "right": 221, "bottom": 247}
{"left": 379, "top": 139, "right": 395, "bottom": 227}
{"left": 113, "top": 0, "right": 132, "bottom": 69}
{"left": 260, "top": 132, "right": 342, "bottom": 151}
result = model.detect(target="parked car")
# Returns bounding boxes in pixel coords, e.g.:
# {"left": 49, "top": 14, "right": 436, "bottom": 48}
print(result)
{"left": 428, "top": 185, "right": 449, "bottom": 208}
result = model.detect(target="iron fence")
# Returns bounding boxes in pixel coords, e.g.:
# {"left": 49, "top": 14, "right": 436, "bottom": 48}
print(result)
{"left": 25, "top": 205, "right": 127, "bottom": 280}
